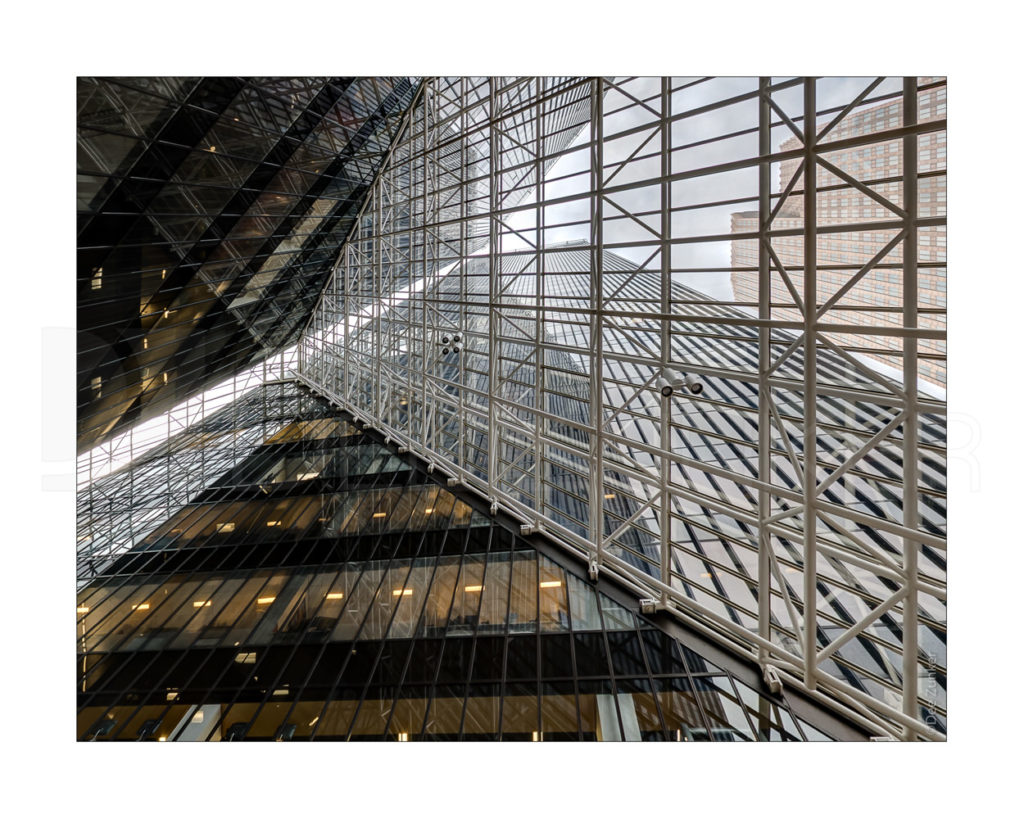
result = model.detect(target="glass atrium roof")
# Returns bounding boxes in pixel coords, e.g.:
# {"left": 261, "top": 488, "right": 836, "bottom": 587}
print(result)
{"left": 78, "top": 76, "right": 946, "bottom": 741}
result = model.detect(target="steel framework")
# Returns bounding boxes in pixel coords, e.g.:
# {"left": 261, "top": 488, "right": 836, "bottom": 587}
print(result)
{"left": 264, "top": 77, "right": 944, "bottom": 739}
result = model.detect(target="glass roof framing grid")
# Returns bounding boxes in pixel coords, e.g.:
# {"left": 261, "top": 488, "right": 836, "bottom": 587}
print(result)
{"left": 295, "top": 77, "right": 945, "bottom": 740}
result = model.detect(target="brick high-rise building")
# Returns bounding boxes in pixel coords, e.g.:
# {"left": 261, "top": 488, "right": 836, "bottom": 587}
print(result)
{"left": 730, "top": 79, "right": 946, "bottom": 387}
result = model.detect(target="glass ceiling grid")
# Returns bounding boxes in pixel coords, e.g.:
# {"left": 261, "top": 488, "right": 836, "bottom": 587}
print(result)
{"left": 295, "top": 77, "right": 947, "bottom": 740}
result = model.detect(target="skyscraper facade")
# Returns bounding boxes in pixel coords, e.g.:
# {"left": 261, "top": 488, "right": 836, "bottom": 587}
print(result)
{"left": 78, "top": 77, "right": 418, "bottom": 451}
{"left": 730, "top": 78, "right": 947, "bottom": 387}
{"left": 77, "top": 380, "right": 851, "bottom": 741}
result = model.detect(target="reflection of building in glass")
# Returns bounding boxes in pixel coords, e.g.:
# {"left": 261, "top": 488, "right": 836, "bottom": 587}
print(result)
{"left": 730, "top": 79, "right": 947, "bottom": 386}
{"left": 78, "top": 77, "right": 418, "bottom": 451}
{"left": 77, "top": 380, "right": 846, "bottom": 741}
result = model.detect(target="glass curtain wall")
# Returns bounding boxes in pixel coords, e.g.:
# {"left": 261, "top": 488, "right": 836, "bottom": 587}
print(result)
{"left": 77, "top": 381, "right": 829, "bottom": 741}
{"left": 78, "top": 77, "right": 418, "bottom": 451}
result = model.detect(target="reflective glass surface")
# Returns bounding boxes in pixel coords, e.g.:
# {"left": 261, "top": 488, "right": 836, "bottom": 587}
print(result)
{"left": 77, "top": 381, "right": 830, "bottom": 741}
{"left": 78, "top": 77, "right": 418, "bottom": 451}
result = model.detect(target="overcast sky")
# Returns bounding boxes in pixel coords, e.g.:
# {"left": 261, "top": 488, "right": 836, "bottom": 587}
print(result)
{"left": 505, "top": 76, "right": 903, "bottom": 302}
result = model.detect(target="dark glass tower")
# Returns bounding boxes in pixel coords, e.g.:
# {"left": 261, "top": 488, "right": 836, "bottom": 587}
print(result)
{"left": 77, "top": 380, "right": 855, "bottom": 741}
{"left": 77, "top": 77, "right": 418, "bottom": 451}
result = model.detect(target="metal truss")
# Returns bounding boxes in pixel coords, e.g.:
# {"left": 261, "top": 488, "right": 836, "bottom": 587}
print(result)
{"left": 291, "top": 76, "right": 946, "bottom": 740}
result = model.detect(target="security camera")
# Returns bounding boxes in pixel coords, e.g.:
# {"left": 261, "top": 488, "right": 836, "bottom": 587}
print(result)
{"left": 684, "top": 373, "right": 703, "bottom": 395}
{"left": 441, "top": 346, "right": 450, "bottom": 355}
{"left": 453, "top": 333, "right": 462, "bottom": 343}
{"left": 452, "top": 344, "right": 462, "bottom": 353}
{"left": 658, "top": 368, "right": 684, "bottom": 397}
{"left": 441, "top": 334, "right": 451, "bottom": 345}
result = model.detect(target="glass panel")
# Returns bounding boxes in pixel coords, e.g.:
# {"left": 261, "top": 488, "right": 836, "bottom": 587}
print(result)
{"left": 210, "top": 703, "right": 260, "bottom": 742}
{"left": 447, "top": 554, "right": 486, "bottom": 636}
{"left": 606, "top": 630, "right": 647, "bottom": 677}
{"left": 389, "top": 688, "right": 430, "bottom": 740}
{"left": 639, "top": 629, "right": 690, "bottom": 676}
{"left": 416, "top": 555, "right": 460, "bottom": 637}
{"left": 332, "top": 564, "right": 384, "bottom": 641}
{"left": 566, "top": 573, "right": 602, "bottom": 630}
{"left": 537, "top": 555, "right": 570, "bottom": 631}
{"left": 693, "top": 675, "right": 756, "bottom": 741}
{"left": 288, "top": 701, "right": 328, "bottom": 740}
{"left": 505, "top": 635, "right": 538, "bottom": 681}
{"left": 422, "top": 685, "right": 464, "bottom": 740}
{"left": 387, "top": 558, "right": 433, "bottom": 639}
{"left": 461, "top": 684, "right": 501, "bottom": 740}
{"left": 247, "top": 702, "right": 296, "bottom": 739}
{"left": 348, "top": 691, "right": 393, "bottom": 739}
{"left": 508, "top": 550, "right": 537, "bottom": 632}
{"left": 616, "top": 678, "right": 666, "bottom": 740}
{"left": 733, "top": 678, "right": 802, "bottom": 741}
{"left": 540, "top": 682, "right": 579, "bottom": 740}
{"left": 500, "top": 683, "right": 539, "bottom": 740}
{"left": 170, "top": 575, "right": 247, "bottom": 649}
{"left": 314, "top": 697, "right": 359, "bottom": 739}
{"left": 577, "top": 679, "right": 620, "bottom": 741}
{"left": 599, "top": 593, "right": 636, "bottom": 631}
{"left": 361, "top": 560, "right": 413, "bottom": 639}
{"left": 653, "top": 676, "right": 708, "bottom": 742}
{"left": 477, "top": 551, "right": 511, "bottom": 633}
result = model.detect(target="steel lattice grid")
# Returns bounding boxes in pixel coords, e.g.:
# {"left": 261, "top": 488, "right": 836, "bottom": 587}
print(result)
{"left": 295, "top": 77, "right": 946, "bottom": 739}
